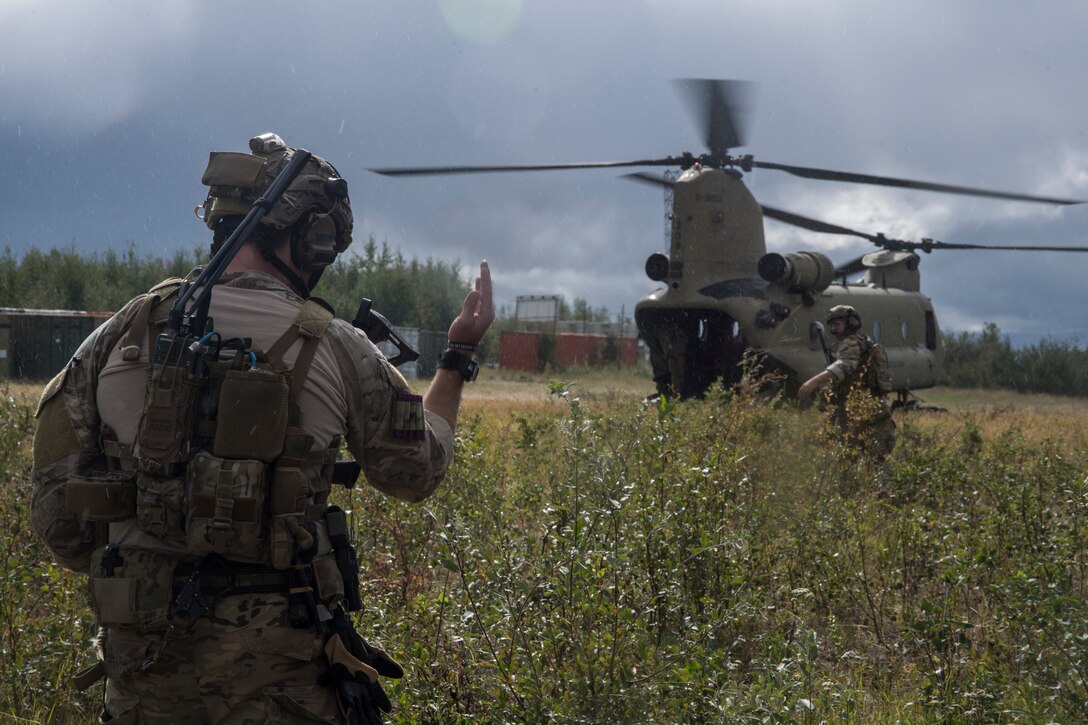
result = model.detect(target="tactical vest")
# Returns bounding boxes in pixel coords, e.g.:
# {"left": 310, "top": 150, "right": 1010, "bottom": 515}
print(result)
{"left": 33, "top": 276, "right": 359, "bottom": 633}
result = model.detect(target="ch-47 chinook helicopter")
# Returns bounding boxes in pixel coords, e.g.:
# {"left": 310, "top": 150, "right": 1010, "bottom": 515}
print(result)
{"left": 371, "top": 79, "right": 1088, "bottom": 402}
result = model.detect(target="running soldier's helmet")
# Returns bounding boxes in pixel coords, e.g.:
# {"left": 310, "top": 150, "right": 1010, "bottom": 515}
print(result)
{"left": 826, "top": 304, "right": 862, "bottom": 332}
{"left": 198, "top": 133, "right": 353, "bottom": 290}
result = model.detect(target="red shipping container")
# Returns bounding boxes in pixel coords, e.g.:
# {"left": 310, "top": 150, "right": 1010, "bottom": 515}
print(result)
{"left": 499, "top": 331, "right": 541, "bottom": 371}
{"left": 500, "top": 331, "right": 637, "bottom": 371}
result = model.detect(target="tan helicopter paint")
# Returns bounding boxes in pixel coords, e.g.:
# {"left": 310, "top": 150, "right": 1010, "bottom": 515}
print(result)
{"left": 667, "top": 166, "right": 766, "bottom": 287}
{"left": 635, "top": 167, "right": 944, "bottom": 399}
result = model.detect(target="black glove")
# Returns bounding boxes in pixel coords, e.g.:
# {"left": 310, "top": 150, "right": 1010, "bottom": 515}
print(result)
{"left": 323, "top": 624, "right": 404, "bottom": 725}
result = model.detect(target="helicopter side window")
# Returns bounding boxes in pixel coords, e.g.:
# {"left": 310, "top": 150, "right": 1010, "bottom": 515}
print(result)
{"left": 872, "top": 320, "right": 881, "bottom": 341}
{"left": 901, "top": 320, "right": 910, "bottom": 342}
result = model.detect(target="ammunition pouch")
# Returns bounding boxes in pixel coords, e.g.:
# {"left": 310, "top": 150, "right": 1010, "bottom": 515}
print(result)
{"left": 185, "top": 452, "right": 270, "bottom": 560}
{"left": 135, "top": 473, "right": 186, "bottom": 543}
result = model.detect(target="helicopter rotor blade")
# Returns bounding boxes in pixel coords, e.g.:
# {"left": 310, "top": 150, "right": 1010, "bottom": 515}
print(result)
{"left": 759, "top": 205, "right": 881, "bottom": 242}
{"left": 751, "top": 159, "right": 1084, "bottom": 205}
{"left": 896, "top": 239, "right": 1088, "bottom": 253}
{"left": 673, "top": 78, "right": 754, "bottom": 156}
{"left": 758, "top": 203, "right": 1088, "bottom": 255}
{"left": 624, "top": 171, "right": 675, "bottom": 188}
{"left": 834, "top": 255, "right": 869, "bottom": 277}
{"left": 370, "top": 158, "right": 681, "bottom": 177}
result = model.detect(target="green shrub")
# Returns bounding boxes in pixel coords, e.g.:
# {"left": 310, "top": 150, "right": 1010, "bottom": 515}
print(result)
{"left": 8, "top": 381, "right": 1088, "bottom": 722}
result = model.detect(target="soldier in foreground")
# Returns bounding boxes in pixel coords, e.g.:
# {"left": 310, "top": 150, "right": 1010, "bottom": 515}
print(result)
{"left": 798, "top": 305, "right": 896, "bottom": 462}
{"left": 30, "top": 133, "right": 493, "bottom": 723}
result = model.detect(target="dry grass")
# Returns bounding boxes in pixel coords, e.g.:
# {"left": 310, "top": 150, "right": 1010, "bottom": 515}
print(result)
{"left": 15, "top": 370, "right": 1088, "bottom": 452}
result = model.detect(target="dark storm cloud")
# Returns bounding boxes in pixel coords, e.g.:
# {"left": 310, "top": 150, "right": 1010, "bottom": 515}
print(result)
{"left": 1, "top": 0, "right": 1086, "bottom": 339}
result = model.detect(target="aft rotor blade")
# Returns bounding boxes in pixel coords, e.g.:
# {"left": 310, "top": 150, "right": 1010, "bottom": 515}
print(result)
{"left": 673, "top": 78, "right": 754, "bottom": 156}
{"left": 760, "top": 205, "right": 881, "bottom": 242}
{"left": 371, "top": 158, "right": 679, "bottom": 177}
{"left": 908, "top": 239, "right": 1088, "bottom": 252}
{"left": 834, "top": 255, "right": 869, "bottom": 277}
{"left": 751, "top": 160, "right": 1084, "bottom": 205}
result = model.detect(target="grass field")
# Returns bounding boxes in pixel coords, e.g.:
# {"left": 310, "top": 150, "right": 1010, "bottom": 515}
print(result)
{"left": 4, "top": 369, "right": 1088, "bottom": 722}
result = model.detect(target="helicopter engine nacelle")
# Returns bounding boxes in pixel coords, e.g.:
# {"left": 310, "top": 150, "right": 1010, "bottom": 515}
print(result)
{"left": 757, "top": 251, "right": 835, "bottom": 295}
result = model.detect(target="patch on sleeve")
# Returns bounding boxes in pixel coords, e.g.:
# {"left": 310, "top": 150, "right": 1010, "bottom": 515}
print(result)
{"left": 391, "top": 391, "right": 425, "bottom": 440}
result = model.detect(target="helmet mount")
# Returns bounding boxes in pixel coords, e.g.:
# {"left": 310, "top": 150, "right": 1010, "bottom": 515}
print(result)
{"left": 198, "top": 133, "right": 353, "bottom": 296}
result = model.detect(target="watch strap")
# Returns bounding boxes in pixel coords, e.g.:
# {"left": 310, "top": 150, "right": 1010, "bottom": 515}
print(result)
{"left": 438, "top": 349, "right": 479, "bottom": 382}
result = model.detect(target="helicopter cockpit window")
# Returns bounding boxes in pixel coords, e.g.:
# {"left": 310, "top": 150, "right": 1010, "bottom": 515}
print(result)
{"left": 901, "top": 320, "right": 910, "bottom": 341}
{"left": 872, "top": 320, "right": 881, "bottom": 341}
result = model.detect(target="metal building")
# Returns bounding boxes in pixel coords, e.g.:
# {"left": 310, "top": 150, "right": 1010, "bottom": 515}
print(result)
{"left": 0, "top": 308, "right": 113, "bottom": 380}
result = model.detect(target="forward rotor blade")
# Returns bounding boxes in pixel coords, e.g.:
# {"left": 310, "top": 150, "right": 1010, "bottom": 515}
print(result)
{"left": 673, "top": 79, "right": 754, "bottom": 156}
{"left": 624, "top": 171, "right": 675, "bottom": 188}
{"left": 751, "top": 160, "right": 1084, "bottom": 205}
{"left": 371, "top": 158, "right": 679, "bottom": 177}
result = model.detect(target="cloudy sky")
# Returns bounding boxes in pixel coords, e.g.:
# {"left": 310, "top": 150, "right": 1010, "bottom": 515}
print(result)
{"left": 2, "top": 1, "right": 1087, "bottom": 341}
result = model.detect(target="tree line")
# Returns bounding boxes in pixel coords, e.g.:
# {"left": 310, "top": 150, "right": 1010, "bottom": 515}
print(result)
{"left": 2, "top": 244, "right": 1085, "bottom": 396}
{"left": 0, "top": 239, "right": 470, "bottom": 333}
{"left": 940, "top": 321, "right": 1088, "bottom": 396}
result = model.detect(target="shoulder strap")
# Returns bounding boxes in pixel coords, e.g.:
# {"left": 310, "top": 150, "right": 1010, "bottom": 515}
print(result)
{"left": 117, "top": 278, "right": 185, "bottom": 362}
{"left": 266, "top": 297, "right": 335, "bottom": 401}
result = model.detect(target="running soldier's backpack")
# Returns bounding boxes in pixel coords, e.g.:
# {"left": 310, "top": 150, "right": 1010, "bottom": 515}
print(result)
{"left": 862, "top": 337, "right": 893, "bottom": 395}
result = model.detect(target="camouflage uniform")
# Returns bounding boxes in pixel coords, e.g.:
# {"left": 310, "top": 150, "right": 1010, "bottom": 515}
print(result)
{"left": 32, "top": 271, "right": 453, "bottom": 723}
{"left": 824, "top": 332, "right": 896, "bottom": 459}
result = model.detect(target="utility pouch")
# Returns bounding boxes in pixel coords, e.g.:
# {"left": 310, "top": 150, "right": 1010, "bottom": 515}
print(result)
{"left": 269, "top": 429, "right": 316, "bottom": 570}
{"left": 311, "top": 552, "right": 345, "bottom": 607}
{"left": 65, "top": 471, "right": 137, "bottom": 522}
{"left": 135, "top": 473, "right": 187, "bottom": 543}
{"left": 136, "top": 335, "right": 207, "bottom": 476}
{"left": 213, "top": 369, "right": 289, "bottom": 462}
{"left": 89, "top": 546, "right": 180, "bottom": 632}
{"left": 186, "top": 451, "right": 269, "bottom": 561}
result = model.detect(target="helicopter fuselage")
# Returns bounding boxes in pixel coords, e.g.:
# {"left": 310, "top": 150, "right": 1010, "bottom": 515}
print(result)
{"left": 635, "top": 166, "right": 943, "bottom": 399}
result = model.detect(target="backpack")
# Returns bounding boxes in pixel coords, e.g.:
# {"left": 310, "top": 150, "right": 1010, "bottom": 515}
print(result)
{"left": 861, "top": 337, "right": 893, "bottom": 395}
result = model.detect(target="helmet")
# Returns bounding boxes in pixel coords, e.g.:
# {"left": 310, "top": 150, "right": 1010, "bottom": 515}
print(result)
{"left": 198, "top": 133, "right": 353, "bottom": 291}
{"left": 826, "top": 304, "right": 862, "bottom": 332}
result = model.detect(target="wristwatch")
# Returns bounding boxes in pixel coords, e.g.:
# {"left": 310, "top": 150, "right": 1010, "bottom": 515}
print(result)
{"left": 437, "top": 349, "right": 479, "bottom": 382}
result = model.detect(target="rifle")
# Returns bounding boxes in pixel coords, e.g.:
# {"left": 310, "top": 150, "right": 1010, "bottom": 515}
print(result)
{"left": 352, "top": 299, "right": 420, "bottom": 367}
{"left": 812, "top": 321, "right": 835, "bottom": 366}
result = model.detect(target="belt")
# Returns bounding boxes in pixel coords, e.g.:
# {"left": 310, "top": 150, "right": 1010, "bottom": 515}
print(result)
{"left": 172, "top": 559, "right": 292, "bottom": 596}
